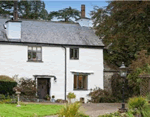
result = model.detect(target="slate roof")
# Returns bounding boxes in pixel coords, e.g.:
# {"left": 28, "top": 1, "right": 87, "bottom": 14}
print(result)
{"left": 0, "top": 18, "right": 104, "bottom": 46}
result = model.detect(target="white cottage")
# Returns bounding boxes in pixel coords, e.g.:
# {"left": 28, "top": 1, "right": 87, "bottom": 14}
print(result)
{"left": 0, "top": 7, "right": 104, "bottom": 103}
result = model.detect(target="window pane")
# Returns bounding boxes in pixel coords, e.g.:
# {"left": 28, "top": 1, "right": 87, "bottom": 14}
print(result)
{"left": 78, "top": 75, "right": 83, "bottom": 89}
{"left": 28, "top": 47, "right": 32, "bottom": 50}
{"left": 74, "top": 75, "right": 77, "bottom": 89}
{"left": 33, "top": 47, "right": 36, "bottom": 51}
{"left": 75, "top": 49, "right": 78, "bottom": 59}
{"left": 28, "top": 51, "right": 32, "bottom": 60}
{"left": 32, "top": 52, "right": 36, "bottom": 60}
{"left": 37, "top": 47, "right": 41, "bottom": 52}
{"left": 83, "top": 76, "right": 87, "bottom": 89}
{"left": 37, "top": 52, "right": 42, "bottom": 61}
{"left": 70, "top": 49, "right": 73, "bottom": 59}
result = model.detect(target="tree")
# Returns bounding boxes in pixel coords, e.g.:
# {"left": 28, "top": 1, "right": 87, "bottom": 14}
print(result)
{"left": 0, "top": 1, "right": 14, "bottom": 16}
{"left": 0, "top": 1, "right": 48, "bottom": 20}
{"left": 18, "top": 1, "right": 47, "bottom": 20}
{"left": 48, "top": 7, "right": 80, "bottom": 22}
{"left": 91, "top": 1, "right": 150, "bottom": 67}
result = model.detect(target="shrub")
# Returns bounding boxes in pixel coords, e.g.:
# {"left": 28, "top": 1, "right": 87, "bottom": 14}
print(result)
{"left": 88, "top": 87, "right": 118, "bottom": 103}
{"left": 0, "top": 94, "right": 5, "bottom": 100}
{"left": 0, "top": 75, "right": 17, "bottom": 95}
{"left": 67, "top": 92, "right": 76, "bottom": 103}
{"left": 58, "top": 102, "right": 82, "bottom": 117}
{"left": 78, "top": 113, "right": 89, "bottom": 117}
{"left": 14, "top": 78, "right": 36, "bottom": 96}
{"left": 128, "top": 96, "right": 150, "bottom": 117}
{"left": 98, "top": 112, "right": 127, "bottom": 117}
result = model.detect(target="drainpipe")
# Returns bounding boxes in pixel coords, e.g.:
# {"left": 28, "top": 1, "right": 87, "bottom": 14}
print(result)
{"left": 62, "top": 46, "right": 67, "bottom": 100}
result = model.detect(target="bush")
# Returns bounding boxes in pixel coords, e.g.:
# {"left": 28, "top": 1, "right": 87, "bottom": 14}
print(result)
{"left": 58, "top": 102, "right": 82, "bottom": 117}
{"left": 0, "top": 94, "right": 17, "bottom": 104}
{"left": 0, "top": 94, "right": 5, "bottom": 100}
{"left": 128, "top": 96, "right": 150, "bottom": 117}
{"left": 88, "top": 87, "right": 118, "bottom": 103}
{"left": 14, "top": 78, "right": 36, "bottom": 96}
{"left": 0, "top": 75, "right": 17, "bottom": 95}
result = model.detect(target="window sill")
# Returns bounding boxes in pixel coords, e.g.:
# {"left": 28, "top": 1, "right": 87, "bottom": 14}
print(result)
{"left": 73, "top": 89, "right": 88, "bottom": 91}
{"left": 70, "top": 58, "right": 79, "bottom": 60}
{"left": 27, "top": 60, "right": 43, "bottom": 63}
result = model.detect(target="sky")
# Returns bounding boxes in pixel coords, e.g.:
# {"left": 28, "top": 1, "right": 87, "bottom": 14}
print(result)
{"left": 44, "top": 1, "right": 108, "bottom": 18}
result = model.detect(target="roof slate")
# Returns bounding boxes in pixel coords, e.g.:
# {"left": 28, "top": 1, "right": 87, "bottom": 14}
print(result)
{"left": 0, "top": 18, "right": 104, "bottom": 46}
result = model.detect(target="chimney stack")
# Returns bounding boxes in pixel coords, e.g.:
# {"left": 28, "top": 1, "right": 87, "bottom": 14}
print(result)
{"left": 13, "top": 1, "right": 18, "bottom": 21}
{"left": 81, "top": 4, "right": 85, "bottom": 18}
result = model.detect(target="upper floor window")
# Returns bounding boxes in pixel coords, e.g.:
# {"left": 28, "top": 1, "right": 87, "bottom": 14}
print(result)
{"left": 70, "top": 48, "right": 79, "bottom": 60}
{"left": 28, "top": 46, "right": 42, "bottom": 62}
{"left": 74, "top": 75, "right": 88, "bottom": 90}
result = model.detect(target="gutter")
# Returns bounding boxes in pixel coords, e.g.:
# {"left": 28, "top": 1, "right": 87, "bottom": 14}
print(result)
{"left": 62, "top": 46, "right": 67, "bottom": 100}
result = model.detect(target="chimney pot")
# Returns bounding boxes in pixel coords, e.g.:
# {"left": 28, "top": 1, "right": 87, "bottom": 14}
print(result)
{"left": 81, "top": 4, "right": 85, "bottom": 18}
{"left": 13, "top": 1, "right": 18, "bottom": 21}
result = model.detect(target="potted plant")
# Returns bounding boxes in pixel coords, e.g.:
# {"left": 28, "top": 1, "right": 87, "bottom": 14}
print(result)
{"left": 45, "top": 94, "right": 50, "bottom": 101}
{"left": 51, "top": 95, "right": 55, "bottom": 103}
{"left": 67, "top": 92, "right": 76, "bottom": 103}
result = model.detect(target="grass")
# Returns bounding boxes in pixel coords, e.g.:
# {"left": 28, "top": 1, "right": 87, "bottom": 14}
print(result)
{"left": 0, "top": 103, "right": 64, "bottom": 117}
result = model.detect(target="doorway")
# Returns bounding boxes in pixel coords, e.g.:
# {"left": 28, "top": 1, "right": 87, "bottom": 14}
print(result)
{"left": 37, "top": 78, "right": 50, "bottom": 99}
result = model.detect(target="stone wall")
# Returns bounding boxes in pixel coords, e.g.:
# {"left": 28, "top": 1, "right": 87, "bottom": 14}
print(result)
{"left": 104, "top": 71, "right": 118, "bottom": 94}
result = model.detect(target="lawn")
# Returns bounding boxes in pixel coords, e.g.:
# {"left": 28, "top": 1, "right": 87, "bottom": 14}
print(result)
{"left": 0, "top": 103, "right": 64, "bottom": 117}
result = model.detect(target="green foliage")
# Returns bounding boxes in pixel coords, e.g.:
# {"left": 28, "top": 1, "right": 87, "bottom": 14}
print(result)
{"left": 0, "top": 94, "right": 17, "bottom": 104}
{"left": 127, "top": 50, "right": 150, "bottom": 96}
{"left": 98, "top": 112, "right": 127, "bottom": 117}
{"left": 0, "top": 75, "right": 17, "bottom": 95}
{"left": 146, "top": 93, "right": 150, "bottom": 100}
{"left": 0, "top": 94, "right": 5, "bottom": 100}
{"left": 67, "top": 92, "right": 76, "bottom": 99}
{"left": 48, "top": 7, "right": 80, "bottom": 22}
{"left": 88, "top": 87, "right": 118, "bottom": 103}
{"left": 58, "top": 102, "right": 82, "bottom": 117}
{"left": 91, "top": 1, "right": 150, "bottom": 67}
{"left": 67, "top": 92, "right": 76, "bottom": 103}
{"left": 128, "top": 96, "right": 150, "bottom": 117}
{"left": 111, "top": 73, "right": 132, "bottom": 102}
{"left": 128, "top": 96, "right": 147, "bottom": 109}
{"left": 0, "top": 1, "right": 48, "bottom": 20}
{"left": 78, "top": 113, "right": 89, "bottom": 117}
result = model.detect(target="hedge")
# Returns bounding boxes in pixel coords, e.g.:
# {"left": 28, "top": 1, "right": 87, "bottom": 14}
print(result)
{"left": 0, "top": 75, "right": 17, "bottom": 95}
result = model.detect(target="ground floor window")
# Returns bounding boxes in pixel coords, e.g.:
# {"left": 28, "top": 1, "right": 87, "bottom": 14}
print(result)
{"left": 74, "top": 75, "right": 88, "bottom": 90}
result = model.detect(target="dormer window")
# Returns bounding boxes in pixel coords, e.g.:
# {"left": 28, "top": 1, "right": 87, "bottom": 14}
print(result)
{"left": 28, "top": 46, "right": 42, "bottom": 62}
{"left": 70, "top": 48, "right": 79, "bottom": 60}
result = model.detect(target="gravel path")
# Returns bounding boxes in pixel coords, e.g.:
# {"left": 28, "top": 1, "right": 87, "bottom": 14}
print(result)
{"left": 45, "top": 103, "right": 122, "bottom": 117}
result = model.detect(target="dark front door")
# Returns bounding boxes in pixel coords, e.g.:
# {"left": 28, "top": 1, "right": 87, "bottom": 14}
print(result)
{"left": 37, "top": 78, "right": 50, "bottom": 99}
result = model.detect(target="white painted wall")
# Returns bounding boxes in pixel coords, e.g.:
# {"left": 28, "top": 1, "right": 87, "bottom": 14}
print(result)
{"left": 66, "top": 47, "right": 103, "bottom": 103}
{"left": 6, "top": 22, "right": 21, "bottom": 39}
{"left": 0, "top": 44, "right": 65, "bottom": 99}
{"left": 76, "top": 19, "right": 90, "bottom": 27}
{"left": 0, "top": 44, "right": 103, "bottom": 103}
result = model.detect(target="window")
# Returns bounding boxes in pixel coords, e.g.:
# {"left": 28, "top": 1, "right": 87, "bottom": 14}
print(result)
{"left": 70, "top": 48, "right": 79, "bottom": 59}
{"left": 74, "top": 75, "right": 88, "bottom": 90}
{"left": 28, "top": 46, "right": 42, "bottom": 62}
